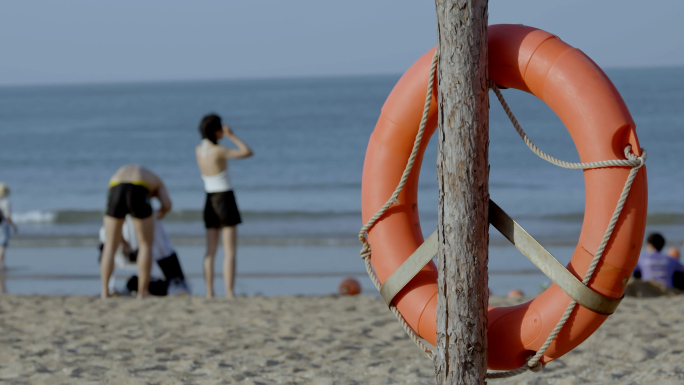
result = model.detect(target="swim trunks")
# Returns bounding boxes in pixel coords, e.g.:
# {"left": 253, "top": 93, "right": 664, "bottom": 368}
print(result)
{"left": 106, "top": 183, "right": 153, "bottom": 219}
{"left": 204, "top": 190, "right": 242, "bottom": 228}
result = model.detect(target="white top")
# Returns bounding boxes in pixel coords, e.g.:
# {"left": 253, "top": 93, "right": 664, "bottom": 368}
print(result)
{"left": 201, "top": 170, "right": 232, "bottom": 193}
{"left": 200, "top": 139, "right": 232, "bottom": 193}
{"left": 0, "top": 197, "right": 10, "bottom": 222}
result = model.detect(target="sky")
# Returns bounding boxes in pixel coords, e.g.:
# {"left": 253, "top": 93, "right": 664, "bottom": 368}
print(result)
{"left": 1, "top": 0, "right": 683, "bottom": 86}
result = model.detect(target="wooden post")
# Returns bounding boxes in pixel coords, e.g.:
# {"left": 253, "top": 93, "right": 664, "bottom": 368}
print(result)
{"left": 434, "top": 1, "right": 489, "bottom": 384}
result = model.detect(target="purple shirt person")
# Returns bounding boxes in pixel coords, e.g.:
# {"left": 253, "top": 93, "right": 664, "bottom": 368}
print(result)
{"left": 633, "top": 233, "right": 684, "bottom": 289}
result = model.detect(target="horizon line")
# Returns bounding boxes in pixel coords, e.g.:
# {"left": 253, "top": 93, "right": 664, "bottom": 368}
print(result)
{"left": 0, "top": 71, "right": 402, "bottom": 90}
{"left": 1, "top": 63, "right": 683, "bottom": 89}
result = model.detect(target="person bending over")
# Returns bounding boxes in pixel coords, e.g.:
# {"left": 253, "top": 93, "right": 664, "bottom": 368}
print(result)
{"left": 101, "top": 165, "right": 172, "bottom": 298}
{"left": 633, "top": 233, "right": 684, "bottom": 290}
{"left": 98, "top": 214, "right": 189, "bottom": 296}
{"left": 195, "top": 114, "right": 252, "bottom": 298}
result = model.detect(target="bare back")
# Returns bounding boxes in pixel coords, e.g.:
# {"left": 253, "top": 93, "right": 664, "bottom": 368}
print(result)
{"left": 109, "top": 164, "right": 172, "bottom": 217}
{"left": 111, "top": 165, "right": 163, "bottom": 194}
{"left": 195, "top": 141, "right": 227, "bottom": 176}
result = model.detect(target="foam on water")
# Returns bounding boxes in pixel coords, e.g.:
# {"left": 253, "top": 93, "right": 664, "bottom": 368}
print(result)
{"left": 12, "top": 210, "right": 56, "bottom": 224}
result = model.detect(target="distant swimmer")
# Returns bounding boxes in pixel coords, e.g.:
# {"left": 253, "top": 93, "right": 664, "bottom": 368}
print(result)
{"left": 195, "top": 114, "right": 253, "bottom": 299}
{"left": 98, "top": 214, "right": 190, "bottom": 296}
{"left": 633, "top": 233, "right": 684, "bottom": 290}
{"left": 101, "top": 165, "right": 172, "bottom": 299}
{"left": 0, "top": 183, "right": 18, "bottom": 271}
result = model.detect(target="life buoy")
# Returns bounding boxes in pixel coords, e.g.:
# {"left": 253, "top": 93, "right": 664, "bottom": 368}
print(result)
{"left": 361, "top": 24, "right": 647, "bottom": 370}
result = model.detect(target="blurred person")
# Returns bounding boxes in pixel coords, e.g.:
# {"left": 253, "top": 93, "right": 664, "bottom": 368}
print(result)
{"left": 674, "top": 245, "right": 684, "bottom": 290}
{"left": 98, "top": 214, "right": 190, "bottom": 296}
{"left": 667, "top": 246, "right": 681, "bottom": 260}
{"left": 195, "top": 114, "right": 252, "bottom": 298}
{"left": 633, "top": 233, "right": 684, "bottom": 290}
{"left": 0, "top": 183, "right": 18, "bottom": 271}
{"left": 101, "top": 165, "right": 172, "bottom": 299}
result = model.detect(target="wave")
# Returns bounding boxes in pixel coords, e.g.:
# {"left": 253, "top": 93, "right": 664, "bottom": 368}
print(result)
{"left": 12, "top": 208, "right": 363, "bottom": 224}
{"left": 645, "top": 212, "right": 684, "bottom": 226}
{"left": 13, "top": 210, "right": 58, "bottom": 224}
{"left": 240, "top": 181, "right": 362, "bottom": 192}
{"left": 538, "top": 212, "right": 684, "bottom": 226}
{"left": 14, "top": 208, "right": 684, "bottom": 227}
{"left": 13, "top": 210, "right": 103, "bottom": 224}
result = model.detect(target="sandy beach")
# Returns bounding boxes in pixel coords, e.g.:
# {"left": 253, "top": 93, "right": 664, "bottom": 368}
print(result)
{"left": 0, "top": 295, "right": 682, "bottom": 384}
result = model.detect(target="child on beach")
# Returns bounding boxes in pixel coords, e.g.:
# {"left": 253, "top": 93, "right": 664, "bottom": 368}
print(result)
{"left": 0, "top": 183, "right": 18, "bottom": 271}
{"left": 98, "top": 214, "right": 190, "bottom": 296}
{"left": 195, "top": 114, "right": 253, "bottom": 298}
{"left": 101, "top": 165, "right": 172, "bottom": 299}
{"left": 633, "top": 233, "right": 684, "bottom": 290}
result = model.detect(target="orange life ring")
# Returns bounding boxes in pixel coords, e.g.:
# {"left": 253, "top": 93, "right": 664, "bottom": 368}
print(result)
{"left": 361, "top": 24, "right": 647, "bottom": 370}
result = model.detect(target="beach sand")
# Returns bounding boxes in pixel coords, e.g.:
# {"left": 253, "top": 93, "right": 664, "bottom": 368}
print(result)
{"left": 0, "top": 295, "right": 682, "bottom": 384}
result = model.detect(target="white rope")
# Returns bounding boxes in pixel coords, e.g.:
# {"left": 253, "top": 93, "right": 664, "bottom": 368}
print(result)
{"left": 358, "top": 50, "right": 438, "bottom": 359}
{"left": 489, "top": 82, "right": 644, "bottom": 170}
{"left": 486, "top": 82, "right": 646, "bottom": 378}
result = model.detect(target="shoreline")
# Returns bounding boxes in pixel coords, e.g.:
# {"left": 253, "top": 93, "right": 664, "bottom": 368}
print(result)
{"left": 7, "top": 235, "right": 362, "bottom": 248}
{"left": 8, "top": 234, "right": 614, "bottom": 248}
{"left": 0, "top": 242, "right": 625, "bottom": 298}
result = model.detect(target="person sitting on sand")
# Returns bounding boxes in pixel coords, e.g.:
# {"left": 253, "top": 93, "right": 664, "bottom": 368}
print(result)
{"left": 633, "top": 233, "right": 684, "bottom": 290}
{"left": 671, "top": 246, "right": 684, "bottom": 290}
{"left": 0, "top": 183, "right": 18, "bottom": 271}
{"left": 101, "top": 165, "right": 172, "bottom": 299}
{"left": 667, "top": 246, "right": 681, "bottom": 260}
{"left": 195, "top": 114, "right": 252, "bottom": 298}
{"left": 98, "top": 213, "right": 190, "bottom": 296}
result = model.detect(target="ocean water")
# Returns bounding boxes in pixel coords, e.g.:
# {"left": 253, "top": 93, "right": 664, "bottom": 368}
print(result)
{"left": 1, "top": 66, "right": 683, "bottom": 295}
{"left": 0, "top": 245, "right": 569, "bottom": 297}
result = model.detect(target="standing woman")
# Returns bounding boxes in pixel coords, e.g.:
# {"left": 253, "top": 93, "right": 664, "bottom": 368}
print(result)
{"left": 0, "top": 183, "right": 18, "bottom": 271}
{"left": 196, "top": 114, "right": 253, "bottom": 298}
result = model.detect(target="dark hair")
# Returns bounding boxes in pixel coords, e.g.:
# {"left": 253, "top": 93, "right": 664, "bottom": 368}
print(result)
{"left": 199, "top": 113, "right": 222, "bottom": 144}
{"left": 647, "top": 233, "right": 665, "bottom": 251}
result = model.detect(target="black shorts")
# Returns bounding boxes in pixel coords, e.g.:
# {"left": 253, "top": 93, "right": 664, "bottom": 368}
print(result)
{"left": 204, "top": 190, "right": 242, "bottom": 228}
{"left": 106, "top": 183, "right": 153, "bottom": 219}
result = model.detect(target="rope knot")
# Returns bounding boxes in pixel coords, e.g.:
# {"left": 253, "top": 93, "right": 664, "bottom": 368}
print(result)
{"left": 527, "top": 360, "right": 545, "bottom": 373}
{"left": 624, "top": 145, "right": 647, "bottom": 168}
{"left": 360, "top": 244, "right": 372, "bottom": 260}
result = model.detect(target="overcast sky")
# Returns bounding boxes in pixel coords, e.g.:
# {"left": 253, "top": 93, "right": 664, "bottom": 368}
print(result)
{"left": 1, "top": 0, "right": 682, "bottom": 86}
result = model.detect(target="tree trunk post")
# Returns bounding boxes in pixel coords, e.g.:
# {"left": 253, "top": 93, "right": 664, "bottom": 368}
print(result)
{"left": 434, "top": 1, "right": 490, "bottom": 384}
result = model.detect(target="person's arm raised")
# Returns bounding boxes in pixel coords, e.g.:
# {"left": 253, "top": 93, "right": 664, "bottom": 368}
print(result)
{"left": 222, "top": 125, "right": 253, "bottom": 159}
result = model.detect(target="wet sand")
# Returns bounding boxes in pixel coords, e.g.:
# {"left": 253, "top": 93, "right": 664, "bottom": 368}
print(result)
{"left": 0, "top": 295, "right": 682, "bottom": 384}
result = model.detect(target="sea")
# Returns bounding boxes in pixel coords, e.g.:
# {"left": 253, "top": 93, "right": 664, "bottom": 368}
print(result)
{"left": 1, "top": 66, "right": 683, "bottom": 297}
